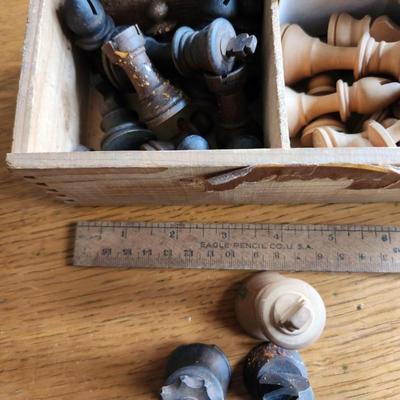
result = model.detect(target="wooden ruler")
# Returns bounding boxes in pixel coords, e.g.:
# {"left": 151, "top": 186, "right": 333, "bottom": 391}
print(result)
{"left": 73, "top": 221, "right": 400, "bottom": 273}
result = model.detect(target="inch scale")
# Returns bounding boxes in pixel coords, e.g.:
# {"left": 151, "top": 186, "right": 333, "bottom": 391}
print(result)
{"left": 73, "top": 221, "right": 400, "bottom": 273}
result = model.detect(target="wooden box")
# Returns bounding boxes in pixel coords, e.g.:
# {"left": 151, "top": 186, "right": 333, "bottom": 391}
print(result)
{"left": 6, "top": 0, "right": 400, "bottom": 205}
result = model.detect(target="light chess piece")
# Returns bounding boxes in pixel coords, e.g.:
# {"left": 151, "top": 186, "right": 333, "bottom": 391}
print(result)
{"left": 281, "top": 24, "right": 400, "bottom": 85}
{"left": 301, "top": 118, "right": 345, "bottom": 147}
{"left": 328, "top": 13, "right": 400, "bottom": 46}
{"left": 312, "top": 118, "right": 399, "bottom": 147}
{"left": 171, "top": 18, "right": 257, "bottom": 76}
{"left": 235, "top": 272, "right": 326, "bottom": 350}
{"left": 285, "top": 77, "right": 400, "bottom": 137}
{"left": 307, "top": 73, "right": 336, "bottom": 96}
{"left": 102, "top": 26, "right": 188, "bottom": 140}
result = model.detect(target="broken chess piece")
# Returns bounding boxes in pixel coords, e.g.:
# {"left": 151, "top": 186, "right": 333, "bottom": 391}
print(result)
{"left": 171, "top": 18, "right": 257, "bottom": 77}
{"left": 93, "top": 74, "right": 155, "bottom": 150}
{"left": 328, "top": 13, "right": 400, "bottom": 46}
{"left": 160, "top": 343, "right": 231, "bottom": 400}
{"left": 312, "top": 118, "right": 399, "bottom": 147}
{"left": 370, "top": 16, "right": 400, "bottom": 43}
{"left": 301, "top": 117, "right": 345, "bottom": 147}
{"left": 177, "top": 134, "right": 210, "bottom": 150}
{"left": 102, "top": 25, "right": 188, "bottom": 140}
{"left": 243, "top": 342, "right": 314, "bottom": 400}
{"left": 235, "top": 272, "right": 326, "bottom": 350}
{"left": 140, "top": 140, "right": 175, "bottom": 151}
{"left": 285, "top": 77, "right": 400, "bottom": 137}
{"left": 307, "top": 74, "right": 336, "bottom": 96}
{"left": 205, "top": 65, "right": 255, "bottom": 145}
{"left": 227, "top": 135, "right": 263, "bottom": 148}
{"left": 281, "top": 24, "right": 400, "bottom": 85}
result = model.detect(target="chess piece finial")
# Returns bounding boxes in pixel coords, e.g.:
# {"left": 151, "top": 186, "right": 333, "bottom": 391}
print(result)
{"left": 328, "top": 13, "right": 400, "bottom": 46}
{"left": 243, "top": 342, "right": 314, "bottom": 400}
{"left": 286, "top": 77, "right": 400, "bottom": 137}
{"left": 236, "top": 272, "right": 326, "bottom": 350}
{"left": 160, "top": 344, "right": 231, "bottom": 400}
{"left": 282, "top": 24, "right": 400, "bottom": 85}
{"left": 171, "top": 18, "right": 257, "bottom": 77}
{"left": 177, "top": 135, "right": 210, "bottom": 150}
{"left": 102, "top": 26, "right": 188, "bottom": 140}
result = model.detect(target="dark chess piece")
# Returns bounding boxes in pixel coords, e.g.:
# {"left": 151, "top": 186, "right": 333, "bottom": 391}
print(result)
{"left": 140, "top": 140, "right": 175, "bottom": 151}
{"left": 160, "top": 343, "right": 231, "bottom": 400}
{"left": 227, "top": 135, "right": 263, "bottom": 148}
{"left": 102, "top": 25, "right": 188, "bottom": 140}
{"left": 205, "top": 65, "right": 256, "bottom": 146}
{"left": 244, "top": 342, "right": 314, "bottom": 400}
{"left": 63, "top": 0, "right": 131, "bottom": 90}
{"left": 93, "top": 75, "right": 155, "bottom": 150}
{"left": 171, "top": 18, "right": 257, "bottom": 76}
{"left": 177, "top": 134, "right": 210, "bottom": 150}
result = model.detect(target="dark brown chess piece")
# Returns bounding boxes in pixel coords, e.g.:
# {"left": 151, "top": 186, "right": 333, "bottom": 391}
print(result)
{"left": 102, "top": 25, "right": 188, "bottom": 140}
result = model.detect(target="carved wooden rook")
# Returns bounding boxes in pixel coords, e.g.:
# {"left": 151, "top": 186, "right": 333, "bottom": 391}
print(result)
{"left": 286, "top": 77, "right": 400, "bottom": 137}
{"left": 281, "top": 24, "right": 400, "bottom": 85}
{"left": 171, "top": 18, "right": 257, "bottom": 76}
{"left": 102, "top": 25, "right": 188, "bottom": 140}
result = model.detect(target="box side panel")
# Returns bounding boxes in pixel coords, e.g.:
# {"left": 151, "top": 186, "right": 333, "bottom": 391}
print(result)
{"left": 12, "top": 0, "right": 89, "bottom": 153}
{"left": 7, "top": 150, "right": 400, "bottom": 205}
{"left": 263, "top": 0, "right": 290, "bottom": 149}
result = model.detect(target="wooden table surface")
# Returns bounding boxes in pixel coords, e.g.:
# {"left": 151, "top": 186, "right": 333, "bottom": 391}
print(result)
{"left": 1, "top": 2, "right": 400, "bottom": 399}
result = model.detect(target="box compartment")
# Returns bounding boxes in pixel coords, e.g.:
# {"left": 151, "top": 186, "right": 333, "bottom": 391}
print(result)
{"left": 6, "top": 0, "right": 400, "bottom": 205}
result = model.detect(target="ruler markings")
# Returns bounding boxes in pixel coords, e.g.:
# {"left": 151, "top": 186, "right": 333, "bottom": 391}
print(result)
{"left": 73, "top": 221, "right": 400, "bottom": 273}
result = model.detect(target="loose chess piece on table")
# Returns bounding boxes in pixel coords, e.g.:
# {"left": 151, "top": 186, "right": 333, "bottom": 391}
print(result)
{"left": 236, "top": 272, "right": 326, "bottom": 350}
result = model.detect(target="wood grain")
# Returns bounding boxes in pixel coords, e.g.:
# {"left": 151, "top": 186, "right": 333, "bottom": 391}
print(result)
{"left": 1, "top": 1, "right": 400, "bottom": 399}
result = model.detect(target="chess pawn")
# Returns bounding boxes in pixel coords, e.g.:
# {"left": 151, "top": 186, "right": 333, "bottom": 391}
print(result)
{"left": 301, "top": 118, "right": 345, "bottom": 147}
{"left": 286, "top": 77, "right": 400, "bottom": 137}
{"left": 140, "top": 140, "right": 175, "bottom": 151}
{"left": 367, "top": 118, "right": 400, "bottom": 147}
{"left": 235, "top": 272, "right": 326, "bottom": 350}
{"left": 327, "top": 13, "right": 372, "bottom": 47}
{"left": 160, "top": 344, "right": 231, "bottom": 400}
{"left": 328, "top": 13, "right": 400, "bottom": 46}
{"left": 312, "top": 118, "right": 399, "bottom": 147}
{"left": 177, "top": 134, "right": 210, "bottom": 150}
{"left": 307, "top": 74, "right": 336, "bottom": 96}
{"left": 171, "top": 18, "right": 257, "bottom": 76}
{"left": 102, "top": 26, "right": 188, "bottom": 140}
{"left": 371, "top": 16, "right": 400, "bottom": 43}
{"left": 281, "top": 24, "right": 400, "bottom": 85}
{"left": 205, "top": 65, "right": 253, "bottom": 145}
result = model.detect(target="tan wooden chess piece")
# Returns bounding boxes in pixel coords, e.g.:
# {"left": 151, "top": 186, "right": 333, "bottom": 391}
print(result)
{"left": 281, "top": 24, "right": 400, "bottom": 85}
{"left": 235, "top": 272, "right": 326, "bottom": 350}
{"left": 301, "top": 118, "right": 345, "bottom": 146}
{"left": 286, "top": 77, "right": 400, "bottom": 137}
{"left": 328, "top": 13, "right": 400, "bottom": 46}
{"left": 307, "top": 74, "right": 336, "bottom": 96}
{"left": 312, "top": 118, "right": 399, "bottom": 147}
